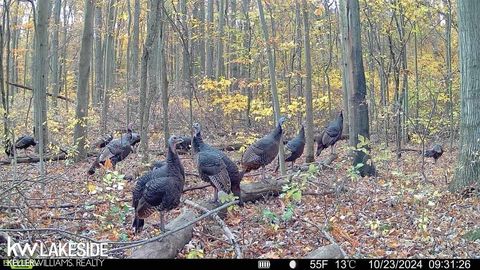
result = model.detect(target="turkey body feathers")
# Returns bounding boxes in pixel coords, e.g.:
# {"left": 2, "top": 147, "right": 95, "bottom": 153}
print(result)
{"left": 285, "top": 125, "right": 305, "bottom": 162}
{"left": 316, "top": 112, "right": 343, "bottom": 156}
{"left": 424, "top": 144, "right": 443, "bottom": 162}
{"left": 193, "top": 123, "right": 243, "bottom": 204}
{"left": 241, "top": 117, "right": 285, "bottom": 172}
{"left": 132, "top": 136, "right": 185, "bottom": 233}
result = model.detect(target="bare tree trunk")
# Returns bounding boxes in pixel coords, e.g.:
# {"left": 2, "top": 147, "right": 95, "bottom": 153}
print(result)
{"left": 0, "top": 24, "right": 8, "bottom": 138}
{"left": 444, "top": 0, "right": 454, "bottom": 148}
{"left": 139, "top": 0, "right": 162, "bottom": 163}
{"left": 450, "top": 0, "right": 480, "bottom": 191}
{"left": 33, "top": 0, "right": 50, "bottom": 177}
{"left": 343, "top": 0, "right": 375, "bottom": 176}
{"left": 74, "top": 0, "right": 95, "bottom": 161}
{"left": 338, "top": 0, "right": 350, "bottom": 135}
{"left": 205, "top": 0, "right": 214, "bottom": 78}
{"left": 94, "top": 2, "right": 104, "bottom": 106}
{"left": 51, "top": 0, "right": 61, "bottom": 107}
{"left": 301, "top": 0, "right": 314, "bottom": 163}
{"left": 216, "top": 0, "right": 225, "bottom": 79}
{"left": 256, "top": 0, "right": 286, "bottom": 175}
{"left": 198, "top": 1, "right": 205, "bottom": 76}
{"left": 101, "top": 0, "right": 116, "bottom": 131}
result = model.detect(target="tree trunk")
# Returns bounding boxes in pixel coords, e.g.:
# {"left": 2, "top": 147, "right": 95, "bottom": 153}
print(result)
{"left": 205, "top": 0, "right": 214, "bottom": 78}
{"left": 50, "top": 0, "right": 61, "bottom": 107}
{"left": 301, "top": 0, "right": 314, "bottom": 163}
{"left": 256, "top": 0, "right": 286, "bottom": 175}
{"left": 94, "top": 3, "right": 104, "bottom": 106}
{"left": 33, "top": 0, "right": 50, "bottom": 177}
{"left": 216, "top": 0, "right": 225, "bottom": 79}
{"left": 444, "top": 0, "right": 454, "bottom": 148}
{"left": 139, "top": 0, "right": 162, "bottom": 162}
{"left": 343, "top": 0, "right": 375, "bottom": 176}
{"left": 338, "top": 0, "right": 350, "bottom": 135}
{"left": 450, "top": 0, "right": 480, "bottom": 191}
{"left": 101, "top": 0, "right": 116, "bottom": 131}
{"left": 74, "top": 0, "right": 95, "bottom": 161}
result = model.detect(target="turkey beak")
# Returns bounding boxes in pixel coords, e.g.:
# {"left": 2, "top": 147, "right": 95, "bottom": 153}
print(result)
{"left": 176, "top": 138, "right": 184, "bottom": 145}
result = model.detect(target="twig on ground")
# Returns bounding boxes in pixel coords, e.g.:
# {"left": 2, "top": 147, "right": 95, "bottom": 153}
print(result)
{"left": 184, "top": 199, "right": 243, "bottom": 259}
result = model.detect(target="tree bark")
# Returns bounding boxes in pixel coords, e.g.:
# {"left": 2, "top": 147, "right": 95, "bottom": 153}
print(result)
{"left": 256, "top": 0, "right": 286, "bottom": 175}
{"left": 50, "top": 0, "right": 61, "bottom": 107}
{"left": 139, "top": 0, "right": 162, "bottom": 163}
{"left": 216, "top": 0, "right": 225, "bottom": 79}
{"left": 301, "top": 0, "right": 314, "bottom": 163}
{"left": 450, "top": 0, "right": 480, "bottom": 191}
{"left": 94, "top": 2, "right": 104, "bottom": 106}
{"left": 33, "top": 0, "right": 50, "bottom": 177}
{"left": 205, "top": 0, "right": 214, "bottom": 78}
{"left": 74, "top": 0, "right": 95, "bottom": 161}
{"left": 343, "top": 0, "right": 375, "bottom": 176}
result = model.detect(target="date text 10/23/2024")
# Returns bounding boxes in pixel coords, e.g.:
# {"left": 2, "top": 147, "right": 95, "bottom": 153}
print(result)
{"left": 307, "top": 259, "right": 473, "bottom": 270}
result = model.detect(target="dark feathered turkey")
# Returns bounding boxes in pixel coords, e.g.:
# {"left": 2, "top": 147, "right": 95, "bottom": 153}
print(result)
{"left": 132, "top": 136, "right": 185, "bottom": 233}
{"left": 151, "top": 160, "right": 167, "bottom": 171}
{"left": 176, "top": 136, "right": 192, "bottom": 151}
{"left": 88, "top": 129, "right": 139, "bottom": 175}
{"left": 193, "top": 123, "right": 243, "bottom": 205}
{"left": 94, "top": 134, "right": 113, "bottom": 148}
{"left": 5, "top": 135, "right": 37, "bottom": 157}
{"left": 424, "top": 144, "right": 443, "bottom": 163}
{"left": 284, "top": 124, "right": 305, "bottom": 168}
{"left": 241, "top": 116, "right": 287, "bottom": 180}
{"left": 316, "top": 111, "right": 343, "bottom": 156}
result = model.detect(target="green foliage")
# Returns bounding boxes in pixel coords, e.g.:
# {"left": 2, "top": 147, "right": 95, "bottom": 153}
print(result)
{"left": 186, "top": 248, "right": 204, "bottom": 259}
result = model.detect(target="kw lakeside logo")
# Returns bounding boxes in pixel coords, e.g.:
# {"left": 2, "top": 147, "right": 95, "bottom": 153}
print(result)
{"left": 2, "top": 237, "right": 108, "bottom": 269}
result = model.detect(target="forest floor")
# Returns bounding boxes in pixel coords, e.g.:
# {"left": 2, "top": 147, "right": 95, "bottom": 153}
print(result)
{"left": 0, "top": 139, "right": 479, "bottom": 259}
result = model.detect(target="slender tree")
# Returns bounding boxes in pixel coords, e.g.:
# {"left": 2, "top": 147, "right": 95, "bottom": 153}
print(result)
{"left": 450, "top": 0, "right": 480, "bottom": 191}
{"left": 74, "top": 0, "right": 95, "bottom": 160}
{"left": 301, "top": 0, "right": 314, "bottom": 163}
{"left": 256, "top": 0, "right": 286, "bottom": 175}
{"left": 51, "top": 0, "right": 62, "bottom": 107}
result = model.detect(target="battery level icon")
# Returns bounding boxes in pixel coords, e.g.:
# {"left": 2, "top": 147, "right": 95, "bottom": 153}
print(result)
{"left": 258, "top": 260, "right": 271, "bottom": 269}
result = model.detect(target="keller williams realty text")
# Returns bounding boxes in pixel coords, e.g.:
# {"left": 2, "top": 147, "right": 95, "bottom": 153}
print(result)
{"left": 3, "top": 259, "right": 105, "bottom": 268}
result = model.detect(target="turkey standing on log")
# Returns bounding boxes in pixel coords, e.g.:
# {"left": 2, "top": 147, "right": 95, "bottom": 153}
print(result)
{"left": 284, "top": 123, "right": 305, "bottom": 169}
{"left": 132, "top": 136, "right": 185, "bottom": 233}
{"left": 424, "top": 144, "right": 443, "bottom": 163}
{"left": 241, "top": 116, "right": 287, "bottom": 180}
{"left": 5, "top": 135, "right": 37, "bottom": 157}
{"left": 193, "top": 123, "right": 243, "bottom": 205}
{"left": 88, "top": 125, "right": 140, "bottom": 175}
{"left": 316, "top": 111, "right": 343, "bottom": 157}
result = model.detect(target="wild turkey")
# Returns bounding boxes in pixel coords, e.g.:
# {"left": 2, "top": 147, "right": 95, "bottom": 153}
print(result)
{"left": 94, "top": 134, "right": 113, "bottom": 148}
{"left": 88, "top": 128, "right": 139, "bottom": 175}
{"left": 316, "top": 111, "right": 343, "bottom": 156}
{"left": 5, "top": 135, "right": 37, "bottom": 157}
{"left": 424, "top": 144, "right": 443, "bottom": 163}
{"left": 284, "top": 123, "right": 305, "bottom": 169}
{"left": 151, "top": 160, "right": 166, "bottom": 171}
{"left": 193, "top": 123, "right": 243, "bottom": 204}
{"left": 176, "top": 136, "right": 192, "bottom": 151}
{"left": 241, "top": 116, "right": 287, "bottom": 180}
{"left": 132, "top": 135, "right": 185, "bottom": 233}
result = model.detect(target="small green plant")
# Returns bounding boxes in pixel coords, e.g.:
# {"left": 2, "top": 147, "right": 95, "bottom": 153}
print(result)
{"left": 186, "top": 248, "right": 204, "bottom": 258}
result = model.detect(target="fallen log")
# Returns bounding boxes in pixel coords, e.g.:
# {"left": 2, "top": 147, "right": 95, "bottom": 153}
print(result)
{"left": 129, "top": 209, "right": 196, "bottom": 258}
{"left": 0, "top": 152, "right": 96, "bottom": 165}
{"left": 304, "top": 244, "right": 345, "bottom": 259}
